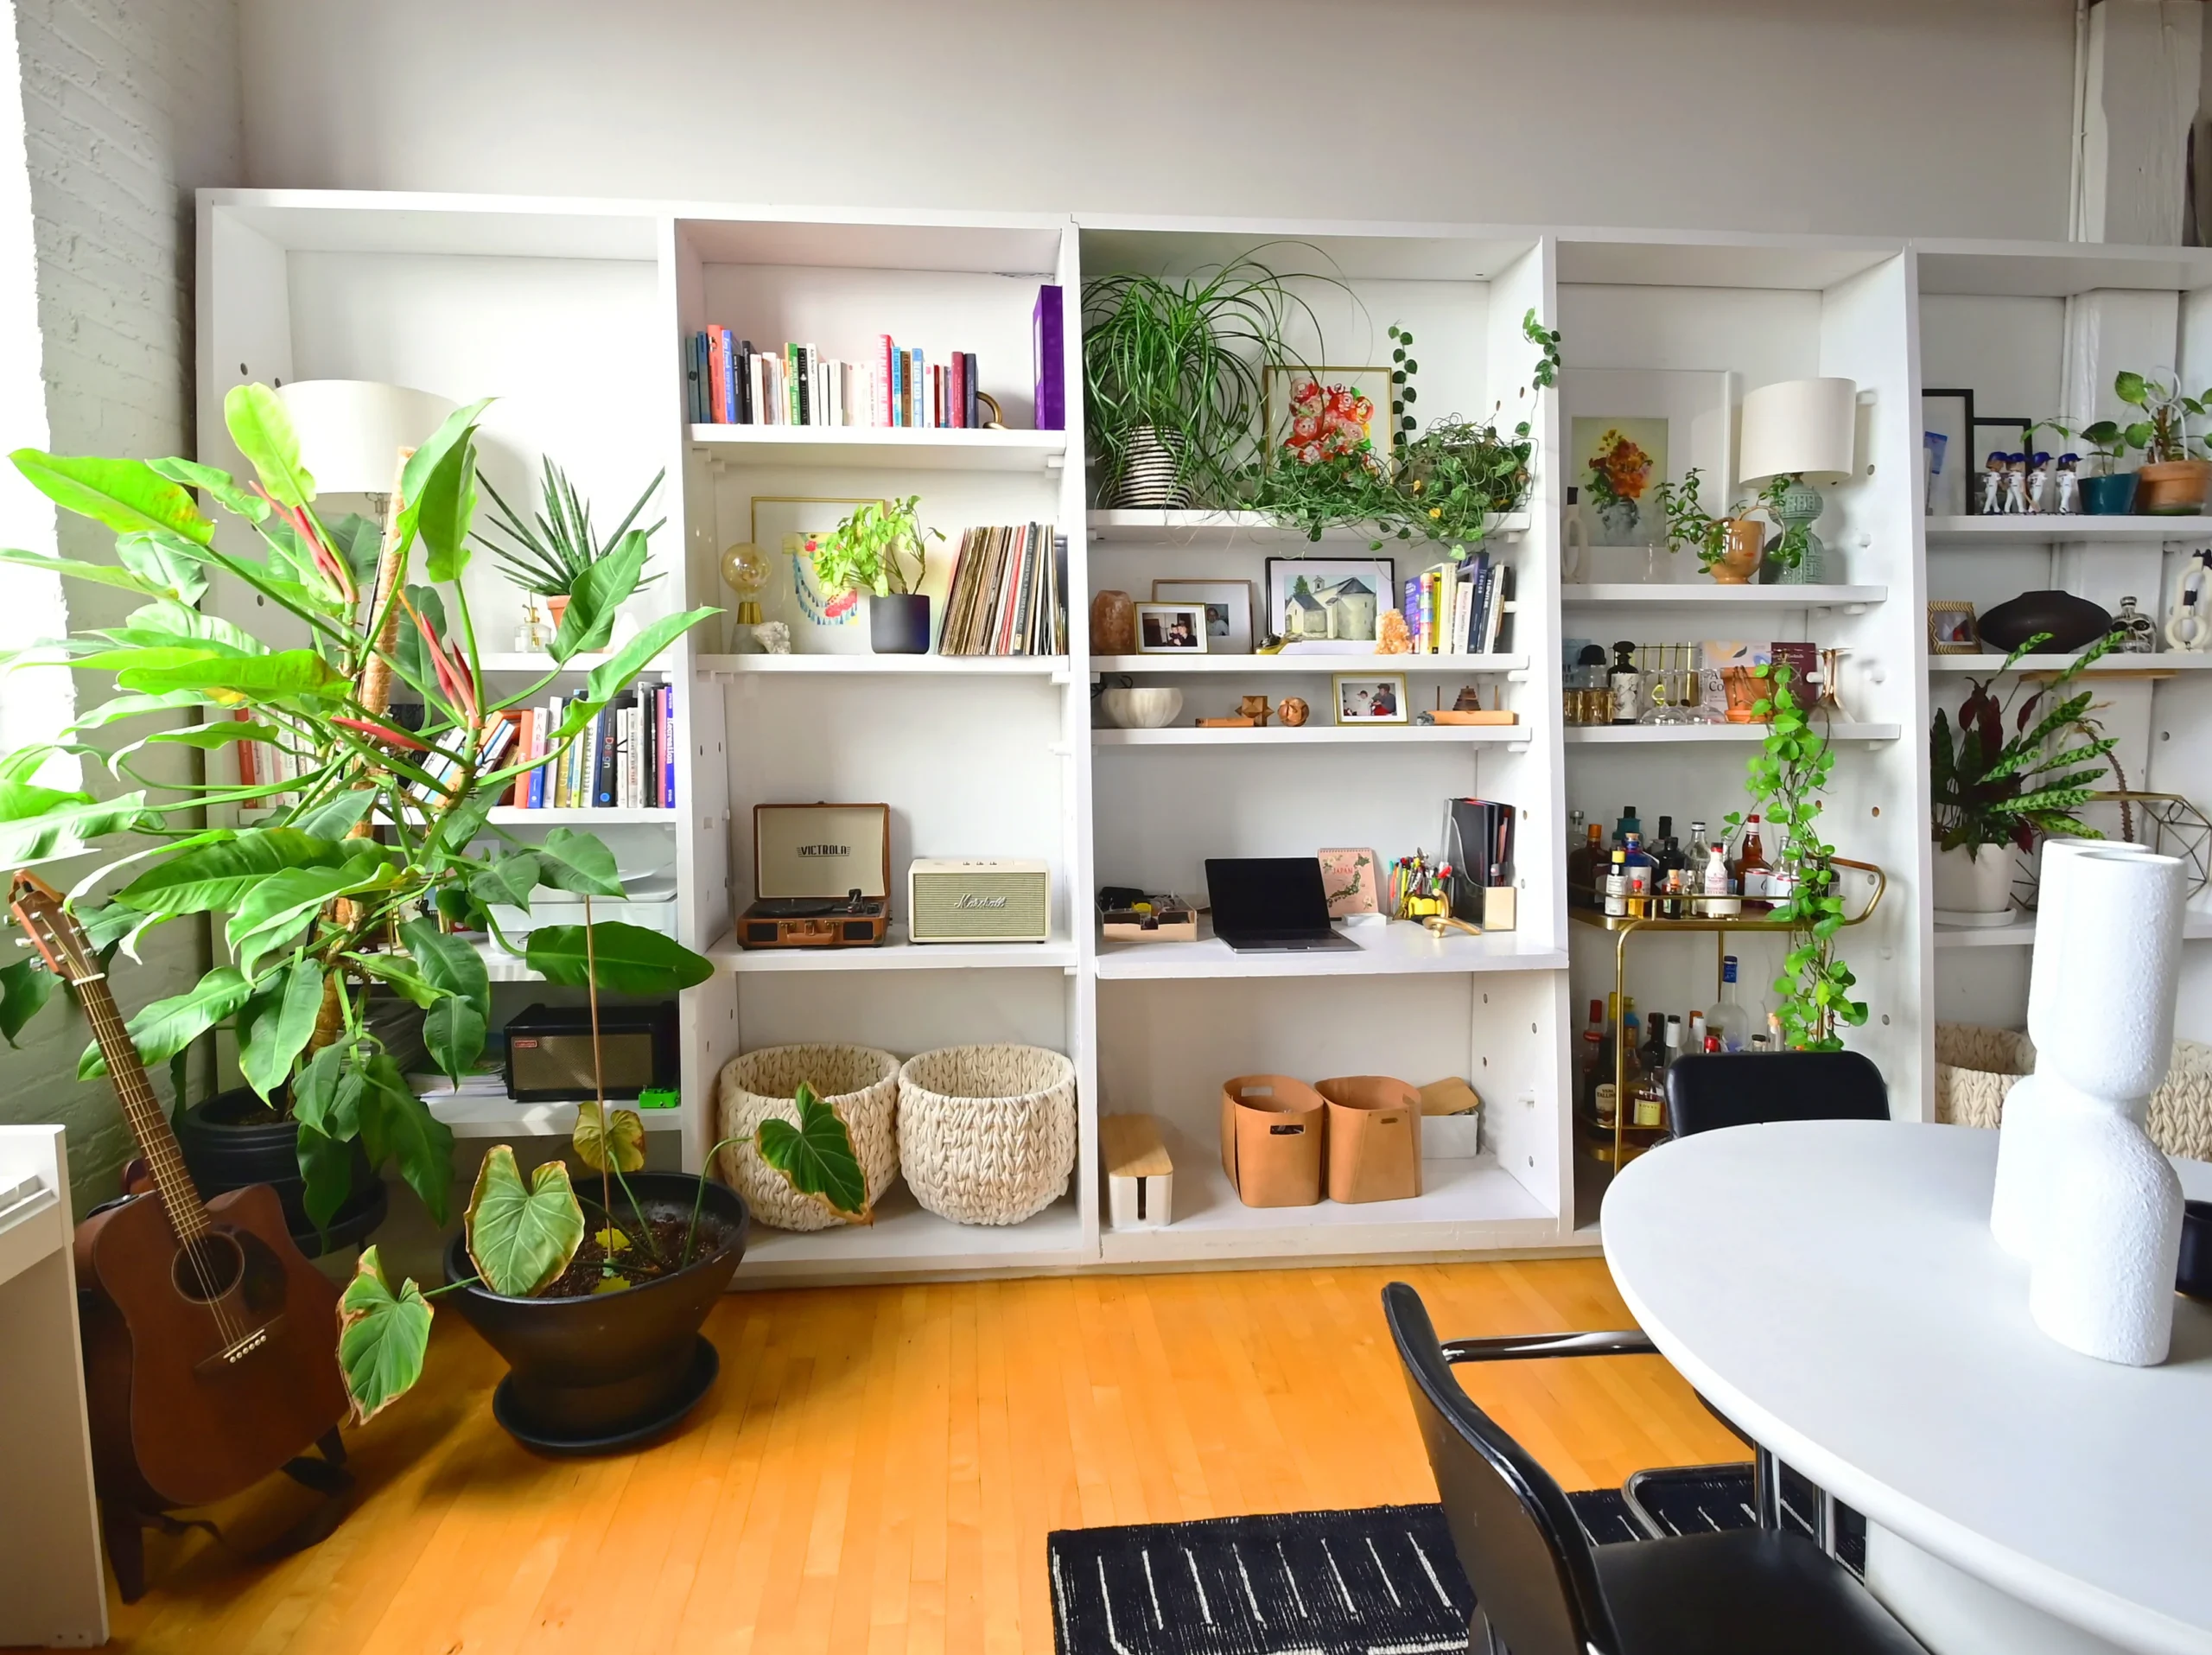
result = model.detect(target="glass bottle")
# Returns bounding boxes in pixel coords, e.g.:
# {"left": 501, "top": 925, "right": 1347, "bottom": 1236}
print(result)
{"left": 1619, "top": 831, "right": 1656, "bottom": 914}
{"left": 1568, "top": 823, "right": 1605, "bottom": 908}
{"left": 1609, "top": 641, "right": 1643, "bottom": 725}
{"left": 1620, "top": 998, "right": 1645, "bottom": 1099}
{"left": 1579, "top": 997, "right": 1605, "bottom": 1112}
{"left": 1604, "top": 850, "right": 1630, "bottom": 918}
{"left": 1687, "top": 1011, "right": 1707, "bottom": 1052}
{"left": 1733, "top": 814, "right": 1771, "bottom": 907}
{"left": 1633, "top": 1015, "right": 1678, "bottom": 1129}
{"left": 1652, "top": 816, "right": 1685, "bottom": 890}
{"left": 1705, "top": 955, "right": 1751, "bottom": 1052}
{"left": 1701, "top": 841, "right": 1732, "bottom": 914}
{"left": 1593, "top": 991, "right": 1622, "bottom": 1125}
{"left": 1612, "top": 804, "right": 1643, "bottom": 852}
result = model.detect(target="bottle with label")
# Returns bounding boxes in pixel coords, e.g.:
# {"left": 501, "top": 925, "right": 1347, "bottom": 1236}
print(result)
{"left": 1620, "top": 998, "right": 1645, "bottom": 1094}
{"left": 1687, "top": 1011, "right": 1707, "bottom": 1053}
{"left": 1579, "top": 997, "right": 1605, "bottom": 1111}
{"left": 1592, "top": 991, "right": 1622, "bottom": 1125}
{"left": 1609, "top": 641, "right": 1643, "bottom": 724}
{"left": 1611, "top": 805, "right": 1643, "bottom": 858}
{"left": 1659, "top": 868, "right": 1687, "bottom": 920}
{"left": 1619, "top": 831, "right": 1656, "bottom": 914}
{"left": 1604, "top": 850, "right": 1630, "bottom": 918}
{"left": 1702, "top": 841, "right": 1732, "bottom": 913}
{"left": 1652, "top": 815, "right": 1685, "bottom": 887}
{"left": 1633, "top": 1015, "right": 1681, "bottom": 1129}
{"left": 1704, "top": 955, "right": 1751, "bottom": 1052}
{"left": 1733, "top": 814, "right": 1771, "bottom": 906}
{"left": 1567, "top": 821, "right": 1604, "bottom": 908}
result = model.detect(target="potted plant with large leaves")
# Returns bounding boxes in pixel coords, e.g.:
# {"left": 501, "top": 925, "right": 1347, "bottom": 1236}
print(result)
{"left": 808, "top": 495, "right": 942, "bottom": 653}
{"left": 340, "top": 1079, "right": 869, "bottom": 1445}
{"left": 0, "top": 385, "right": 717, "bottom": 1248}
{"left": 2114, "top": 370, "right": 2212, "bottom": 514}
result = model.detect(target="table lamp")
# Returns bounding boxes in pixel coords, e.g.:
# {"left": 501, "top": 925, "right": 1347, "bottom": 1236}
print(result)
{"left": 1737, "top": 377, "right": 1857, "bottom": 584}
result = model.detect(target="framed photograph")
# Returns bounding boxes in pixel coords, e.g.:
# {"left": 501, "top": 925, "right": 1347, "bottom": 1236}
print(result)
{"left": 1135, "top": 602, "right": 1208, "bottom": 654}
{"left": 1929, "top": 601, "right": 1981, "bottom": 654}
{"left": 1921, "top": 387, "right": 1973, "bottom": 518}
{"left": 1572, "top": 417, "right": 1669, "bottom": 546}
{"left": 1318, "top": 848, "right": 1380, "bottom": 918}
{"left": 1263, "top": 557, "right": 1395, "bottom": 653}
{"left": 1153, "top": 578, "right": 1255, "bottom": 654}
{"left": 1332, "top": 672, "right": 1408, "bottom": 725}
{"left": 1263, "top": 366, "right": 1396, "bottom": 470}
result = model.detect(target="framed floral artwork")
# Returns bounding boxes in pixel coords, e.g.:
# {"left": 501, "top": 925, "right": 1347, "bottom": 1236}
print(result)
{"left": 1572, "top": 417, "right": 1669, "bottom": 546}
{"left": 1264, "top": 366, "right": 1396, "bottom": 473}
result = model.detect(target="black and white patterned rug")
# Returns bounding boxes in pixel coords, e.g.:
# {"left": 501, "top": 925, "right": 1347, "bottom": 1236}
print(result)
{"left": 1047, "top": 1493, "right": 1633, "bottom": 1655}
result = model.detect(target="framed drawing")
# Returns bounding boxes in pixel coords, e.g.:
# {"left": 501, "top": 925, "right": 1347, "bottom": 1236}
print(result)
{"left": 1263, "top": 557, "right": 1395, "bottom": 653}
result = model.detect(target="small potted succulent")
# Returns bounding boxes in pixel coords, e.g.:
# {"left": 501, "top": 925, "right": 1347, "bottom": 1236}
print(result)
{"left": 810, "top": 494, "right": 943, "bottom": 653}
{"left": 2073, "top": 419, "right": 2139, "bottom": 514}
{"left": 2113, "top": 371, "right": 2212, "bottom": 514}
{"left": 1654, "top": 466, "right": 1763, "bottom": 584}
{"left": 474, "top": 457, "right": 666, "bottom": 648}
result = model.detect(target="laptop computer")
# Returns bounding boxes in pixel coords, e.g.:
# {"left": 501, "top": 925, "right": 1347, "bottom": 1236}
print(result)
{"left": 1206, "top": 857, "right": 1361, "bottom": 952}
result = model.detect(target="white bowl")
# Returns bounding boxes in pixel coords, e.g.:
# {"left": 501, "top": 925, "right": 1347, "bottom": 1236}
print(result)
{"left": 1101, "top": 687, "right": 1182, "bottom": 729}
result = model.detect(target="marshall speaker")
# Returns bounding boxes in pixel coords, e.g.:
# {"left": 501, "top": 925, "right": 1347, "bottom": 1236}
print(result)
{"left": 907, "top": 859, "right": 1052, "bottom": 944}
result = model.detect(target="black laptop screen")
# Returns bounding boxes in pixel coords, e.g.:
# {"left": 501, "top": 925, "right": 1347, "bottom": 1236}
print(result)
{"left": 1206, "top": 856, "right": 1332, "bottom": 937}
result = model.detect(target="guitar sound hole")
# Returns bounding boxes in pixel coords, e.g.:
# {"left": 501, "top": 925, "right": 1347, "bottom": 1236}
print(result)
{"left": 172, "top": 1232, "right": 245, "bottom": 1302}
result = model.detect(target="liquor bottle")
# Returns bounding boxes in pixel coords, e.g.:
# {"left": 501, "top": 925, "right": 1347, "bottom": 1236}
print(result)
{"left": 1660, "top": 868, "right": 1687, "bottom": 920}
{"left": 1767, "top": 1010, "right": 1786, "bottom": 1051}
{"left": 1619, "top": 831, "right": 1656, "bottom": 914}
{"left": 1633, "top": 1015, "right": 1677, "bottom": 1129}
{"left": 1592, "top": 991, "right": 1622, "bottom": 1125}
{"left": 1620, "top": 998, "right": 1645, "bottom": 1095}
{"left": 1652, "top": 815, "right": 1685, "bottom": 887}
{"left": 1579, "top": 997, "right": 1605, "bottom": 1111}
{"left": 1702, "top": 841, "right": 1731, "bottom": 912}
{"left": 1604, "top": 850, "right": 1630, "bottom": 918}
{"left": 1567, "top": 822, "right": 1604, "bottom": 908}
{"left": 1567, "top": 808, "right": 1586, "bottom": 865}
{"left": 1733, "top": 813, "right": 1771, "bottom": 906}
{"left": 1686, "top": 1011, "right": 1707, "bottom": 1053}
{"left": 1638, "top": 1009, "right": 1668, "bottom": 1082}
{"left": 1704, "top": 955, "right": 1751, "bottom": 1052}
{"left": 1611, "top": 804, "right": 1643, "bottom": 852}
{"left": 1609, "top": 641, "right": 1643, "bottom": 724}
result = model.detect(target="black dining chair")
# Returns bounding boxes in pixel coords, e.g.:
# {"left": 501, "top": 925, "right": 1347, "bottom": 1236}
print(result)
{"left": 1384, "top": 1282, "right": 1929, "bottom": 1655}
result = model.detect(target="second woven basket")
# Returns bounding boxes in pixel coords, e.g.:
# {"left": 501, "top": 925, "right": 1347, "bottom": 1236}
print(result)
{"left": 897, "top": 1044, "right": 1077, "bottom": 1225}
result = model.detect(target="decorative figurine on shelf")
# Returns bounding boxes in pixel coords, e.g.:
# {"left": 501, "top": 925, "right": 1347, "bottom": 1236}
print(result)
{"left": 720, "top": 538, "right": 772, "bottom": 653}
{"left": 2003, "top": 453, "right": 2031, "bottom": 514}
{"left": 2113, "top": 595, "right": 2157, "bottom": 653}
{"left": 2026, "top": 451, "right": 2053, "bottom": 513}
{"left": 1452, "top": 686, "right": 1483, "bottom": 712}
{"left": 1376, "top": 608, "right": 1414, "bottom": 653}
{"left": 512, "top": 597, "right": 547, "bottom": 654}
{"left": 2054, "top": 452, "right": 2082, "bottom": 515}
{"left": 1389, "top": 850, "right": 1450, "bottom": 920}
{"left": 1277, "top": 696, "right": 1309, "bottom": 727}
{"left": 1237, "top": 695, "right": 1273, "bottom": 727}
{"left": 752, "top": 621, "right": 791, "bottom": 655}
{"left": 1818, "top": 648, "right": 1851, "bottom": 716}
{"left": 2166, "top": 551, "right": 2212, "bottom": 652}
{"left": 1979, "top": 451, "right": 2008, "bottom": 515}
{"left": 1090, "top": 589, "right": 1137, "bottom": 656}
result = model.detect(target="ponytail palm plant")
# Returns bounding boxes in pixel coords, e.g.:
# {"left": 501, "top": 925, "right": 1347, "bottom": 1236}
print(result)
{"left": 0, "top": 386, "right": 719, "bottom": 1230}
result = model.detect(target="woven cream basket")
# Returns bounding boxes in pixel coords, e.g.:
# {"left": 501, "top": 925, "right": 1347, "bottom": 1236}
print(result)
{"left": 715, "top": 1044, "right": 900, "bottom": 1231}
{"left": 896, "top": 1044, "right": 1077, "bottom": 1225}
{"left": 1934, "top": 1022, "right": 2212, "bottom": 1160}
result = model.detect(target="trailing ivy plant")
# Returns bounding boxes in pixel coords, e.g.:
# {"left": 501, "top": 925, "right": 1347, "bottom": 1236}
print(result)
{"left": 1726, "top": 664, "right": 1867, "bottom": 1051}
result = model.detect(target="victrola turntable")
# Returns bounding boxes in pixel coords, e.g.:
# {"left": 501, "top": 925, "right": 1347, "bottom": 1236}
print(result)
{"left": 739, "top": 802, "right": 893, "bottom": 949}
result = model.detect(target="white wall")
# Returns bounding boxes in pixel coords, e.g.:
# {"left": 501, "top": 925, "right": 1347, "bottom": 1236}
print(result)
{"left": 238, "top": 0, "right": 2079, "bottom": 240}
{"left": 3, "top": 0, "right": 242, "bottom": 1211}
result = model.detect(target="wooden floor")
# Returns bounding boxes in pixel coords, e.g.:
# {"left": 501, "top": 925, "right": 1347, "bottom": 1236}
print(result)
{"left": 86, "top": 1258, "right": 1738, "bottom": 1654}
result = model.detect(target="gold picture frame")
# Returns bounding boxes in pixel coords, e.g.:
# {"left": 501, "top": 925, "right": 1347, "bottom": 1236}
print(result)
{"left": 1928, "top": 600, "right": 1980, "bottom": 655}
{"left": 1263, "top": 365, "right": 1397, "bottom": 471}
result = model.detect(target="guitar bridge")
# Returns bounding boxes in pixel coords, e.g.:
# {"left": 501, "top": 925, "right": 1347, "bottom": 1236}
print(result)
{"left": 195, "top": 1315, "right": 283, "bottom": 1375}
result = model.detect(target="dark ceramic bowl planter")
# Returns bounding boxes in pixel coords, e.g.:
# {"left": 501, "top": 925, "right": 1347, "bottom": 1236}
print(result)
{"left": 1975, "top": 589, "right": 2115, "bottom": 654}
{"left": 868, "top": 592, "right": 932, "bottom": 653}
{"left": 174, "top": 1085, "right": 387, "bottom": 1258}
{"left": 2080, "top": 471, "right": 2139, "bottom": 514}
{"left": 443, "top": 1171, "right": 749, "bottom": 1452}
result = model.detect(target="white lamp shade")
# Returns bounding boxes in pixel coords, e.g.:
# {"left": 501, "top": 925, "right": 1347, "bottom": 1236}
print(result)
{"left": 1738, "top": 377, "right": 1856, "bottom": 484}
{"left": 274, "top": 380, "right": 457, "bottom": 495}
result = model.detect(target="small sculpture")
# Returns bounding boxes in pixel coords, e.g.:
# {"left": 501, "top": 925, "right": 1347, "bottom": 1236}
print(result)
{"left": 1236, "top": 695, "right": 1273, "bottom": 727}
{"left": 2053, "top": 452, "right": 2081, "bottom": 515}
{"left": 2026, "top": 451, "right": 2052, "bottom": 513}
{"left": 1979, "top": 451, "right": 2007, "bottom": 515}
{"left": 1376, "top": 609, "right": 1414, "bottom": 653}
{"left": 2114, "top": 595, "right": 2157, "bottom": 654}
{"left": 1090, "top": 589, "right": 1137, "bottom": 656}
{"left": 752, "top": 621, "right": 791, "bottom": 655}
{"left": 2003, "top": 452, "right": 2031, "bottom": 515}
{"left": 2167, "top": 551, "right": 2212, "bottom": 652}
{"left": 1277, "top": 697, "right": 1309, "bottom": 727}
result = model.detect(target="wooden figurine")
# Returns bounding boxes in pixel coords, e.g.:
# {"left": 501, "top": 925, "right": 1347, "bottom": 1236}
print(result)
{"left": 1236, "top": 694, "right": 1272, "bottom": 726}
{"left": 1277, "top": 696, "right": 1309, "bottom": 727}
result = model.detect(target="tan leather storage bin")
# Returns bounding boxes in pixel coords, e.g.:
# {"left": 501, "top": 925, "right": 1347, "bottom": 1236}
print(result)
{"left": 1318, "top": 1075, "right": 1423, "bottom": 1203}
{"left": 1219, "top": 1074, "right": 1325, "bottom": 1207}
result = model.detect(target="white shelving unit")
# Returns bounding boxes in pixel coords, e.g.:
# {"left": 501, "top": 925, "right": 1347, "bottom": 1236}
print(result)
{"left": 193, "top": 190, "right": 2212, "bottom": 1281}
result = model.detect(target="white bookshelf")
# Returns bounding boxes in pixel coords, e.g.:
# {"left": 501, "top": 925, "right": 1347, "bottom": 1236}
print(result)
{"left": 194, "top": 189, "right": 2212, "bottom": 1280}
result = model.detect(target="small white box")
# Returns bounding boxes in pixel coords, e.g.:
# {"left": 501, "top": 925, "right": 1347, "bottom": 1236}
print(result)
{"left": 1103, "top": 1113, "right": 1174, "bottom": 1230}
{"left": 1424, "top": 1111, "right": 1484, "bottom": 1159}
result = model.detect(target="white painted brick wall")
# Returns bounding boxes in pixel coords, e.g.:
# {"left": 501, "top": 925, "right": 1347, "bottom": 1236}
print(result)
{"left": 5, "top": 0, "right": 239, "bottom": 1212}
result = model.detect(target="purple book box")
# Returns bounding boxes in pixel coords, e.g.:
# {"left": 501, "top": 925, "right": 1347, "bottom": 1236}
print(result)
{"left": 1033, "top": 284, "right": 1065, "bottom": 431}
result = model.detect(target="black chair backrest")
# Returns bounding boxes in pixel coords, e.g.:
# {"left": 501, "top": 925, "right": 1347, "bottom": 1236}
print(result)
{"left": 1382, "top": 1282, "right": 1619, "bottom": 1655}
{"left": 1664, "top": 1050, "right": 1887, "bottom": 1138}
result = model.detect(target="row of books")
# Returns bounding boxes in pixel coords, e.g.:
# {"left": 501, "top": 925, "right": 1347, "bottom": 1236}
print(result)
{"left": 494, "top": 684, "right": 676, "bottom": 811}
{"left": 684, "top": 332, "right": 982, "bottom": 430}
{"left": 1406, "top": 555, "right": 1516, "bottom": 656}
{"left": 938, "top": 523, "right": 1068, "bottom": 657}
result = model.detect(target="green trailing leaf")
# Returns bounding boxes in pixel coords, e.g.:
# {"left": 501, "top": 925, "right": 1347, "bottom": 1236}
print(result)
{"left": 580, "top": 607, "right": 719, "bottom": 711}
{"left": 397, "top": 399, "right": 493, "bottom": 534}
{"left": 237, "top": 957, "right": 327, "bottom": 1101}
{"left": 354, "top": 1053, "right": 454, "bottom": 1225}
{"left": 295, "top": 788, "right": 378, "bottom": 839}
{"left": 0, "top": 785, "right": 148, "bottom": 868}
{"left": 533, "top": 826, "right": 623, "bottom": 897}
{"left": 393, "top": 582, "right": 449, "bottom": 693}
{"left": 756, "top": 1079, "right": 870, "bottom": 1221}
{"left": 146, "top": 721, "right": 283, "bottom": 752}
{"left": 290, "top": 1041, "right": 368, "bottom": 1230}
{"left": 0, "top": 546, "right": 189, "bottom": 599}
{"left": 525, "top": 921, "right": 714, "bottom": 995}
{"left": 573, "top": 1101, "right": 646, "bottom": 1174}
{"left": 147, "top": 455, "right": 270, "bottom": 522}
{"left": 222, "top": 384, "right": 315, "bottom": 507}
{"left": 348, "top": 953, "right": 441, "bottom": 1009}
{"left": 467, "top": 851, "right": 540, "bottom": 912}
{"left": 10, "top": 449, "right": 215, "bottom": 544}
{"left": 226, "top": 860, "right": 398, "bottom": 978}
{"left": 118, "top": 827, "right": 361, "bottom": 918}
{"left": 117, "top": 648, "right": 347, "bottom": 704}
{"left": 336, "top": 1246, "right": 432, "bottom": 1424}
{"left": 550, "top": 529, "right": 648, "bottom": 659}
{"left": 465, "top": 1147, "right": 585, "bottom": 1296}
{"left": 416, "top": 432, "right": 479, "bottom": 583}
{"left": 398, "top": 917, "right": 489, "bottom": 1079}
{"left": 0, "top": 958, "right": 56, "bottom": 1047}
{"left": 79, "top": 966, "right": 252, "bottom": 1079}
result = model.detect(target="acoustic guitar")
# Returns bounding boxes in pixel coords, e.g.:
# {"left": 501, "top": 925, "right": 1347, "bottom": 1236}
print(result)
{"left": 10, "top": 872, "right": 350, "bottom": 1595}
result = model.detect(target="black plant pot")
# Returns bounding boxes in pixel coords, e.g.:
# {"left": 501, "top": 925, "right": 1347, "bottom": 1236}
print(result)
{"left": 174, "top": 1087, "right": 387, "bottom": 1258}
{"left": 442, "top": 1172, "right": 749, "bottom": 1452}
{"left": 868, "top": 592, "right": 932, "bottom": 654}
{"left": 2180, "top": 1201, "right": 2212, "bottom": 1300}
{"left": 1975, "top": 589, "right": 2115, "bottom": 653}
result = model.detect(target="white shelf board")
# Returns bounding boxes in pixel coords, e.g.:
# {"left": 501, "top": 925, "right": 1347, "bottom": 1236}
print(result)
{"left": 1564, "top": 722, "right": 1900, "bottom": 744}
{"left": 1924, "top": 515, "right": 2205, "bottom": 543}
{"left": 421, "top": 1092, "right": 686, "bottom": 1138}
{"left": 698, "top": 652, "right": 1066, "bottom": 679}
{"left": 1929, "top": 653, "right": 2212, "bottom": 673}
{"left": 705, "top": 926, "right": 1077, "bottom": 972}
{"left": 1096, "top": 920, "right": 1566, "bottom": 980}
{"left": 1934, "top": 911, "right": 2212, "bottom": 948}
{"left": 1085, "top": 509, "right": 1528, "bottom": 545}
{"left": 1093, "top": 652, "right": 1526, "bottom": 676}
{"left": 1098, "top": 1151, "right": 1555, "bottom": 1265}
{"left": 690, "top": 423, "right": 1066, "bottom": 471}
{"left": 474, "top": 653, "right": 670, "bottom": 675}
{"left": 486, "top": 807, "right": 674, "bottom": 825}
{"left": 469, "top": 939, "right": 539, "bottom": 983}
{"left": 737, "top": 1187, "right": 1085, "bottom": 1283}
{"left": 1093, "top": 724, "right": 1529, "bottom": 748}
{"left": 1561, "top": 583, "right": 1885, "bottom": 605}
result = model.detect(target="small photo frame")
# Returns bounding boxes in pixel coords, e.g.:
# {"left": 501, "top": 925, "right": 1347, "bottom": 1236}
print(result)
{"left": 1135, "top": 602, "right": 1208, "bottom": 653}
{"left": 1929, "top": 601, "right": 1981, "bottom": 654}
{"left": 1152, "top": 578, "right": 1255, "bottom": 654}
{"left": 1318, "top": 848, "right": 1380, "bottom": 918}
{"left": 1332, "top": 672, "right": 1408, "bottom": 725}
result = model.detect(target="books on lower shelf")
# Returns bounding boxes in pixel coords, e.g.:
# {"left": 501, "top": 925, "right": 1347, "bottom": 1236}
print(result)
{"left": 499, "top": 682, "right": 677, "bottom": 811}
{"left": 686, "top": 330, "right": 982, "bottom": 429}
{"left": 938, "top": 523, "right": 1067, "bottom": 656}
{"left": 1405, "top": 555, "right": 1515, "bottom": 655}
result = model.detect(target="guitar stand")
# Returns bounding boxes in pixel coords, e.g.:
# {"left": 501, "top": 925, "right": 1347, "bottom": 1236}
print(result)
{"left": 102, "top": 1431, "right": 353, "bottom": 1603}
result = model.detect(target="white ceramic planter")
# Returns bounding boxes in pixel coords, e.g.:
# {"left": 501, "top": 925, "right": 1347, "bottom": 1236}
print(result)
{"left": 1932, "top": 842, "right": 2016, "bottom": 926}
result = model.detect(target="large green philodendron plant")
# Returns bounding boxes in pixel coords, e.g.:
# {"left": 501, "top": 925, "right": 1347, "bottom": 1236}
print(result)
{"left": 0, "top": 386, "right": 719, "bottom": 1229}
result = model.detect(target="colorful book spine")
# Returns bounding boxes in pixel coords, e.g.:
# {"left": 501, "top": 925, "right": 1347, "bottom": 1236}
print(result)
{"left": 1033, "top": 284, "right": 1065, "bottom": 430}
{"left": 963, "top": 352, "right": 979, "bottom": 429}
{"left": 660, "top": 683, "right": 676, "bottom": 807}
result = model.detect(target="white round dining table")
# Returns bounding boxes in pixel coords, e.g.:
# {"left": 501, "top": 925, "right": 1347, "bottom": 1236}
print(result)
{"left": 1603, "top": 1119, "right": 2212, "bottom": 1655}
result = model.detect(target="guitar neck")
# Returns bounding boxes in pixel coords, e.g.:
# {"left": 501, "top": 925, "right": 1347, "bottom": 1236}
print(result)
{"left": 77, "top": 971, "right": 212, "bottom": 1242}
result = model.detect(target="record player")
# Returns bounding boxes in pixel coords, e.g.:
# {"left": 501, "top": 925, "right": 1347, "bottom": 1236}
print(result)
{"left": 737, "top": 803, "right": 892, "bottom": 949}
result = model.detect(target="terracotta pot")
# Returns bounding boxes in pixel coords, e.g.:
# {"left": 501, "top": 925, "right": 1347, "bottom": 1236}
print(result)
{"left": 1708, "top": 519, "right": 1763, "bottom": 584}
{"left": 1932, "top": 842, "right": 2016, "bottom": 924}
{"left": 545, "top": 594, "right": 569, "bottom": 630}
{"left": 2135, "top": 459, "right": 2212, "bottom": 515}
{"left": 1090, "top": 589, "right": 1136, "bottom": 655}
{"left": 1720, "top": 665, "right": 1768, "bottom": 723}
